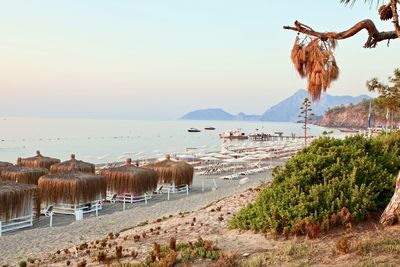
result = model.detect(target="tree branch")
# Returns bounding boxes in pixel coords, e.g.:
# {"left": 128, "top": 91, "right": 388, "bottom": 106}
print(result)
{"left": 283, "top": 19, "right": 398, "bottom": 48}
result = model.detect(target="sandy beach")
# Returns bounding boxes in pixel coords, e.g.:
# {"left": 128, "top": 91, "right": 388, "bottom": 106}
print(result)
{"left": 0, "top": 167, "right": 276, "bottom": 265}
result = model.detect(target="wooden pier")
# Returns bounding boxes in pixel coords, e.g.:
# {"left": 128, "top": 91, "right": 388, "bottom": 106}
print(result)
{"left": 249, "top": 134, "right": 316, "bottom": 141}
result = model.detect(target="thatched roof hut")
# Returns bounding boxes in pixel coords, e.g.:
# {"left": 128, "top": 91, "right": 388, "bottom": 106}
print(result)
{"left": 1, "top": 166, "right": 48, "bottom": 185}
{"left": 0, "top": 161, "right": 13, "bottom": 171}
{"left": 38, "top": 169, "right": 107, "bottom": 206}
{"left": 100, "top": 158, "right": 158, "bottom": 195}
{"left": 144, "top": 155, "right": 194, "bottom": 186}
{"left": 0, "top": 180, "right": 40, "bottom": 221}
{"left": 50, "top": 154, "right": 95, "bottom": 174}
{"left": 18, "top": 151, "right": 60, "bottom": 170}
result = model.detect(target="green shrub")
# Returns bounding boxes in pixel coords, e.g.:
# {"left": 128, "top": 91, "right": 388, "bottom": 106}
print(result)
{"left": 229, "top": 134, "right": 400, "bottom": 235}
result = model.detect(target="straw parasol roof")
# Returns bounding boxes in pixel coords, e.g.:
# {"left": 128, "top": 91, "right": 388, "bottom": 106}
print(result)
{"left": 38, "top": 167, "right": 107, "bottom": 206}
{"left": 50, "top": 154, "right": 95, "bottom": 174}
{"left": 1, "top": 165, "right": 48, "bottom": 185}
{"left": 100, "top": 158, "right": 158, "bottom": 195}
{"left": 19, "top": 151, "right": 60, "bottom": 170}
{"left": 144, "top": 154, "right": 194, "bottom": 186}
{"left": 0, "top": 180, "right": 40, "bottom": 221}
{"left": 0, "top": 161, "right": 13, "bottom": 171}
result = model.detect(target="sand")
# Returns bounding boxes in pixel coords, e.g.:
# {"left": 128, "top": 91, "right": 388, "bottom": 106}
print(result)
{"left": 0, "top": 170, "right": 275, "bottom": 266}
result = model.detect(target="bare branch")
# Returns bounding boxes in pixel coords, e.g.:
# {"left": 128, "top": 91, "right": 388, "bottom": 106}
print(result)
{"left": 284, "top": 19, "right": 398, "bottom": 48}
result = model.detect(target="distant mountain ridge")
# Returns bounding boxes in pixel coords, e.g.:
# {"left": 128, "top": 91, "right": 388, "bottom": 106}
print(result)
{"left": 180, "top": 89, "right": 370, "bottom": 122}
{"left": 260, "top": 89, "right": 370, "bottom": 122}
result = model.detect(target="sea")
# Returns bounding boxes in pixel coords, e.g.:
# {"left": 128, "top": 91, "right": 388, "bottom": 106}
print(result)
{"left": 0, "top": 117, "right": 342, "bottom": 164}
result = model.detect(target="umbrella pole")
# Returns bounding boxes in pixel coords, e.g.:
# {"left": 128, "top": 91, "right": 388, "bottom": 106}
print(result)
{"left": 123, "top": 199, "right": 126, "bottom": 211}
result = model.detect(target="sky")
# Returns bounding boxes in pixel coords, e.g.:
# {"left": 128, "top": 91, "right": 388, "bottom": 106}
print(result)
{"left": 0, "top": 0, "right": 399, "bottom": 120}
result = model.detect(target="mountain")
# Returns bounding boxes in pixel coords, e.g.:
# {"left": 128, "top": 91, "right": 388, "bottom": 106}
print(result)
{"left": 180, "top": 90, "right": 370, "bottom": 122}
{"left": 180, "top": 109, "right": 261, "bottom": 121}
{"left": 260, "top": 89, "right": 370, "bottom": 122}
{"left": 232, "top": 112, "right": 262, "bottom": 121}
{"left": 180, "top": 108, "right": 234, "bottom": 120}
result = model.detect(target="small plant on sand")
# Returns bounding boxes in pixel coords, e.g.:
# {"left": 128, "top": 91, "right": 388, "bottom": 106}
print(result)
{"left": 97, "top": 251, "right": 108, "bottom": 262}
{"left": 77, "top": 259, "right": 87, "bottom": 267}
{"left": 100, "top": 239, "right": 108, "bottom": 248}
{"left": 116, "top": 245, "right": 123, "bottom": 260}
{"left": 133, "top": 234, "right": 141, "bottom": 242}
{"left": 213, "top": 252, "right": 238, "bottom": 267}
{"left": 78, "top": 242, "right": 88, "bottom": 250}
{"left": 131, "top": 249, "right": 138, "bottom": 259}
{"left": 169, "top": 237, "right": 177, "bottom": 251}
{"left": 18, "top": 261, "right": 27, "bottom": 267}
{"left": 336, "top": 236, "right": 351, "bottom": 254}
{"left": 108, "top": 232, "right": 115, "bottom": 239}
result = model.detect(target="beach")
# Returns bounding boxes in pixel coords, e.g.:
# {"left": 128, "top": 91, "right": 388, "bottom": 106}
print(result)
{"left": 0, "top": 168, "right": 276, "bottom": 265}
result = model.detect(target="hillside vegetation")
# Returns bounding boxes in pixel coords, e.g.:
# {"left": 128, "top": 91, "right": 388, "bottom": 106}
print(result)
{"left": 318, "top": 99, "right": 399, "bottom": 128}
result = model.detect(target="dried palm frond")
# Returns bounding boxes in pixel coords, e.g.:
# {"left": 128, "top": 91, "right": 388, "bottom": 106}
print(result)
{"left": 0, "top": 180, "right": 40, "bottom": 221}
{"left": 291, "top": 37, "right": 306, "bottom": 77}
{"left": 144, "top": 155, "right": 194, "bottom": 186}
{"left": 289, "top": 37, "right": 340, "bottom": 101}
{"left": 18, "top": 151, "right": 60, "bottom": 170}
{"left": 50, "top": 154, "right": 95, "bottom": 174}
{"left": 1, "top": 166, "right": 48, "bottom": 185}
{"left": 379, "top": 4, "right": 392, "bottom": 21}
{"left": 328, "top": 38, "right": 337, "bottom": 49}
{"left": 100, "top": 158, "right": 158, "bottom": 195}
{"left": 38, "top": 170, "right": 106, "bottom": 206}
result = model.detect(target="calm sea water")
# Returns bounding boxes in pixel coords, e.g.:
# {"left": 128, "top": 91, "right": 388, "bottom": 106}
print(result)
{"left": 0, "top": 118, "right": 340, "bottom": 164}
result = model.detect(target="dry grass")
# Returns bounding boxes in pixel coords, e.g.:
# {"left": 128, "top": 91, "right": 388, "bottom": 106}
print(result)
{"left": 0, "top": 166, "right": 48, "bottom": 185}
{"left": 144, "top": 155, "right": 193, "bottom": 186}
{"left": 0, "top": 161, "right": 13, "bottom": 171}
{"left": 100, "top": 158, "right": 158, "bottom": 195}
{"left": 38, "top": 171, "right": 106, "bottom": 205}
{"left": 0, "top": 180, "right": 40, "bottom": 221}
{"left": 50, "top": 154, "right": 95, "bottom": 174}
{"left": 18, "top": 151, "right": 60, "bottom": 170}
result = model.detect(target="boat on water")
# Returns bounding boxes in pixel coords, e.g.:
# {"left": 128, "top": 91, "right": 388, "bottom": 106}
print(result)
{"left": 204, "top": 126, "right": 216, "bottom": 130}
{"left": 188, "top": 128, "right": 201, "bottom": 133}
{"left": 219, "top": 129, "right": 248, "bottom": 140}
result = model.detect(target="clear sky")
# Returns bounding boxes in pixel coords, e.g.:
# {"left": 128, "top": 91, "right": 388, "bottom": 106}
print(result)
{"left": 1, "top": 0, "right": 399, "bottom": 120}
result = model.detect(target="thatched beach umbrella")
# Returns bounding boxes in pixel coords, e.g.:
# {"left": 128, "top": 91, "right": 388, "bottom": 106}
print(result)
{"left": 100, "top": 158, "right": 158, "bottom": 196}
{"left": 0, "top": 180, "right": 40, "bottom": 222}
{"left": 19, "top": 151, "right": 60, "bottom": 170}
{"left": 145, "top": 154, "right": 194, "bottom": 186}
{"left": 0, "top": 161, "right": 13, "bottom": 171}
{"left": 38, "top": 168, "right": 106, "bottom": 206}
{"left": 1, "top": 165, "right": 48, "bottom": 185}
{"left": 50, "top": 154, "right": 95, "bottom": 174}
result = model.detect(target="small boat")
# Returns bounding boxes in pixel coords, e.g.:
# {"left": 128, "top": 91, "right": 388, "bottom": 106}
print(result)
{"left": 204, "top": 126, "right": 216, "bottom": 130}
{"left": 219, "top": 129, "right": 248, "bottom": 140}
{"left": 188, "top": 128, "right": 201, "bottom": 133}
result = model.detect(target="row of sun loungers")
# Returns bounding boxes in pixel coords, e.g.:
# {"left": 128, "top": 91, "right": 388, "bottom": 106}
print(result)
{"left": 219, "top": 165, "right": 275, "bottom": 180}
